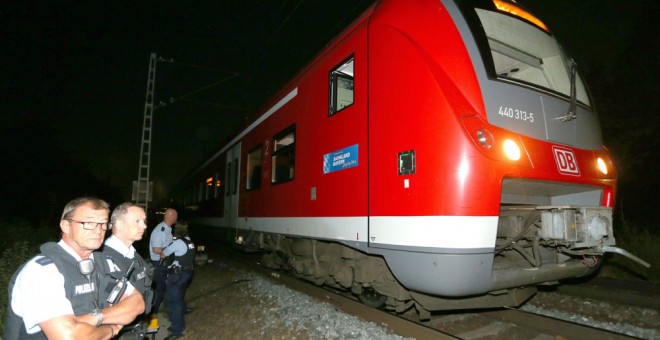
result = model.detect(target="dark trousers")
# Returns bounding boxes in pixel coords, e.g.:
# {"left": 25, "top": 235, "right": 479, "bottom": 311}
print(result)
{"left": 151, "top": 261, "right": 167, "bottom": 314}
{"left": 165, "top": 270, "right": 193, "bottom": 336}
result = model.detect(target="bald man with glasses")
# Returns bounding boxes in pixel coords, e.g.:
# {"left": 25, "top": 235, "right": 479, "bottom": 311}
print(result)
{"left": 4, "top": 197, "right": 144, "bottom": 339}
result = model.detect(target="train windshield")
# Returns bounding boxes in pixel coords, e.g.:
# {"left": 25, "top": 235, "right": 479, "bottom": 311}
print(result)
{"left": 473, "top": 3, "right": 590, "bottom": 106}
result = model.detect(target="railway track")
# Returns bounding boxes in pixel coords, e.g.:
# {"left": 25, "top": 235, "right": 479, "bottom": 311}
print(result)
{"left": 218, "top": 246, "right": 647, "bottom": 339}
{"left": 553, "top": 276, "right": 660, "bottom": 311}
{"left": 417, "top": 308, "right": 633, "bottom": 339}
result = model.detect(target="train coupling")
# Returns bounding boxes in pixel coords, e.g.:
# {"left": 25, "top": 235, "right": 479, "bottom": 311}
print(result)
{"left": 536, "top": 205, "right": 650, "bottom": 268}
{"left": 599, "top": 246, "right": 651, "bottom": 268}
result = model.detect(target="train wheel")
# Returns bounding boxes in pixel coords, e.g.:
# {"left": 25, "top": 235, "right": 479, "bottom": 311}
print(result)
{"left": 358, "top": 288, "right": 387, "bottom": 308}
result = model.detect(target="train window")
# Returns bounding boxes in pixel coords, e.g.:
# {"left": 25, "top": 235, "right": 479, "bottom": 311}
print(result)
{"left": 197, "top": 181, "right": 204, "bottom": 202}
{"left": 329, "top": 56, "right": 354, "bottom": 116}
{"left": 205, "top": 176, "right": 213, "bottom": 200}
{"left": 272, "top": 126, "right": 295, "bottom": 184}
{"left": 213, "top": 172, "right": 221, "bottom": 198}
{"left": 247, "top": 146, "right": 262, "bottom": 190}
{"left": 474, "top": 8, "right": 590, "bottom": 106}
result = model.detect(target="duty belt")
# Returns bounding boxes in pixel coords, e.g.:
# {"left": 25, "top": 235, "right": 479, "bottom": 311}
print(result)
{"left": 167, "top": 266, "right": 193, "bottom": 274}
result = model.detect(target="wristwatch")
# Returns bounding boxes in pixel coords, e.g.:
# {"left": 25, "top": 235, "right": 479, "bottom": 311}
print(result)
{"left": 89, "top": 309, "right": 103, "bottom": 327}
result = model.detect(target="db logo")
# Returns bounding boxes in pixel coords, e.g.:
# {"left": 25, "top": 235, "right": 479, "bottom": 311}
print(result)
{"left": 552, "top": 146, "right": 580, "bottom": 176}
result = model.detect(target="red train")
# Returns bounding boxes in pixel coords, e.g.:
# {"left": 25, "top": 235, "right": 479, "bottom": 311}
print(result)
{"left": 178, "top": 0, "right": 647, "bottom": 313}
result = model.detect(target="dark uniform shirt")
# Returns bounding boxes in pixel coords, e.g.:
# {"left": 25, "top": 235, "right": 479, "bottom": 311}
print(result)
{"left": 101, "top": 235, "right": 154, "bottom": 314}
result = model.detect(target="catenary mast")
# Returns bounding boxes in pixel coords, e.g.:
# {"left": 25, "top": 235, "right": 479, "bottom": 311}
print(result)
{"left": 134, "top": 53, "right": 157, "bottom": 210}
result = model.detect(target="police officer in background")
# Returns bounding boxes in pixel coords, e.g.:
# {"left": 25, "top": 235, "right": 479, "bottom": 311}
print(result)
{"left": 148, "top": 208, "right": 176, "bottom": 314}
{"left": 161, "top": 221, "right": 196, "bottom": 340}
{"left": 101, "top": 202, "right": 155, "bottom": 338}
{"left": 4, "top": 197, "right": 145, "bottom": 339}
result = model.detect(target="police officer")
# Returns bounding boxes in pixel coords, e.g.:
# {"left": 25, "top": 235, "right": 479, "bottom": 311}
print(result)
{"left": 149, "top": 208, "right": 176, "bottom": 314}
{"left": 101, "top": 202, "right": 155, "bottom": 338}
{"left": 4, "top": 197, "right": 145, "bottom": 339}
{"left": 161, "top": 221, "right": 195, "bottom": 340}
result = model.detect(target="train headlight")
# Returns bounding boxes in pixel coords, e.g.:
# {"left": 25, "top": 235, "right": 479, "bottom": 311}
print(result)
{"left": 593, "top": 147, "right": 616, "bottom": 179}
{"left": 476, "top": 129, "right": 492, "bottom": 149}
{"left": 596, "top": 157, "right": 608, "bottom": 175}
{"left": 503, "top": 139, "right": 521, "bottom": 161}
{"left": 460, "top": 115, "right": 532, "bottom": 167}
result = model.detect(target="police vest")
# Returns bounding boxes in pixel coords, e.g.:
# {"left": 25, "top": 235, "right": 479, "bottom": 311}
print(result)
{"left": 3, "top": 242, "right": 112, "bottom": 339}
{"left": 99, "top": 245, "right": 155, "bottom": 314}
{"left": 174, "top": 237, "right": 196, "bottom": 270}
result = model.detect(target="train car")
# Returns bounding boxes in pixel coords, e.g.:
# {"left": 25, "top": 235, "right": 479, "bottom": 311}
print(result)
{"left": 178, "top": 0, "right": 648, "bottom": 313}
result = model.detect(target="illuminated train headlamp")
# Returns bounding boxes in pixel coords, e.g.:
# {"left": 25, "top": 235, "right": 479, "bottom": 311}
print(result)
{"left": 596, "top": 157, "right": 608, "bottom": 175}
{"left": 460, "top": 115, "right": 532, "bottom": 167}
{"left": 503, "top": 139, "right": 521, "bottom": 161}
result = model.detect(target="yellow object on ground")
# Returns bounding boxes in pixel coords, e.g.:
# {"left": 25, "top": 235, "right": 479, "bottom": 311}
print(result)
{"left": 147, "top": 314, "right": 159, "bottom": 333}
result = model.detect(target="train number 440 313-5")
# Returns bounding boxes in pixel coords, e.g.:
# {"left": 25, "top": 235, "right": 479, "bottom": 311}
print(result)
{"left": 498, "top": 106, "right": 534, "bottom": 123}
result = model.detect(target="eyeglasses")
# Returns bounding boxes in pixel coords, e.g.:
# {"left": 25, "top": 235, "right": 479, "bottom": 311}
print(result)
{"left": 67, "top": 219, "right": 111, "bottom": 230}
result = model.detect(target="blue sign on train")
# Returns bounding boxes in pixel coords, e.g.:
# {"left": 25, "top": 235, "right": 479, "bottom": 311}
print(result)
{"left": 323, "top": 144, "right": 358, "bottom": 174}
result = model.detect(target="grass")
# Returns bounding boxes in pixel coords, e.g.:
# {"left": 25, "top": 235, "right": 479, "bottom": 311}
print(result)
{"left": 0, "top": 219, "right": 55, "bottom": 332}
{"left": 598, "top": 223, "right": 660, "bottom": 283}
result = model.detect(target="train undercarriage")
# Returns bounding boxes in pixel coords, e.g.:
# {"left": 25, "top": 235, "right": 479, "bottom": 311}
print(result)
{"left": 240, "top": 204, "right": 648, "bottom": 316}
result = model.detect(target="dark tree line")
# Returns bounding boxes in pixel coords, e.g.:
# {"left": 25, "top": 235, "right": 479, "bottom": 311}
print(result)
{"left": 0, "top": 118, "right": 122, "bottom": 229}
{"left": 583, "top": 2, "right": 660, "bottom": 231}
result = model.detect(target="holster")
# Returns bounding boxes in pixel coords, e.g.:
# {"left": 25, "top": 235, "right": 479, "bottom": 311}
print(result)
{"left": 143, "top": 288, "right": 154, "bottom": 315}
{"left": 167, "top": 267, "right": 182, "bottom": 275}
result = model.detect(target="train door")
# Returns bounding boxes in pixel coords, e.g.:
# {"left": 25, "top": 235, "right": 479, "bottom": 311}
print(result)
{"left": 223, "top": 143, "right": 241, "bottom": 241}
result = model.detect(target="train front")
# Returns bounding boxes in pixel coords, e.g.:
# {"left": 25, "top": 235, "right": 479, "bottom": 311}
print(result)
{"left": 455, "top": 0, "right": 649, "bottom": 290}
{"left": 367, "top": 0, "right": 648, "bottom": 304}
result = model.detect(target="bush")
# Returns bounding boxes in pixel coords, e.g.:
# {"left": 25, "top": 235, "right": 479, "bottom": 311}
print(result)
{"left": 0, "top": 219, "right": 54, "bottom": 333}
{"left": 0, "top": 241, "right": 35, "bottom": 333}
{"left": 600, "top": 222, "right": 660, "bottom": 282}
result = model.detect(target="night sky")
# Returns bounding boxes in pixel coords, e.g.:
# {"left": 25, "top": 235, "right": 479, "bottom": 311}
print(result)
{"left": 1, "top": 1, "right": 658, "bottom": 227}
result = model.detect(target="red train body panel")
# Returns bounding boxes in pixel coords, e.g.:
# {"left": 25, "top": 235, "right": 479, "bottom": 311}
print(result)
{"left": 179, "top": 0, "right": 642, "bottom": 311}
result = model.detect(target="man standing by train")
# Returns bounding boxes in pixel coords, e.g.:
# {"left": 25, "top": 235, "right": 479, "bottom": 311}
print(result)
{"left": 101, "top": 202, "right": 155, "bottom": 338}
{"left": 149, "top": 208, "right": 176, "bottom": 314}
{"left": 161, "top": 221, "right": 196, "bottom": 340}
{"left": 4, "top": 197, "right": 144, "bottom": 339}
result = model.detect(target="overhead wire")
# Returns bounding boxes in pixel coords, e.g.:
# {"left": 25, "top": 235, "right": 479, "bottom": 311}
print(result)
{"left": 243, "top": 0, "right": 305, "bottom": 67}
{"left": 155, "top": 72, "right": 239, "bottom": 109}
{"left": 154, "top": 0, "right": 373, "bottom": 113}
{"left": 178, "top": 98, "right": 249, "bottom": 112}
{"left": 155, "top": 0, "right": 307, "bottom": 114}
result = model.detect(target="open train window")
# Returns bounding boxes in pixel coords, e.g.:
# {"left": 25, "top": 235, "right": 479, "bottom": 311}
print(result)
{"left": 247, "top": 145, "right": 262, "bottom": 190}
{"left": 271, "top": 125, "right": 295, "bottom": 184}
{"left": 329, "top": 56, "right": 354, "bottom": 116}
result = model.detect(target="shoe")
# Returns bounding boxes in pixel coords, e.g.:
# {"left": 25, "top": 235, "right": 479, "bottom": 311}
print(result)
{"left": 185, "top": 307, "right": 194, "bottom": 314}
{"left": 163, "top": 334, "right": 182, "bottom": 340}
